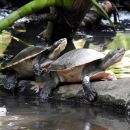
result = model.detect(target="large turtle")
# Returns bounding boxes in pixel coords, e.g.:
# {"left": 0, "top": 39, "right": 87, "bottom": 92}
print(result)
{"left": 32, "top": 47, "right": 125, "bottom": 102}
{"left": 1, "top": 38, "right": 67, "bottom": 90}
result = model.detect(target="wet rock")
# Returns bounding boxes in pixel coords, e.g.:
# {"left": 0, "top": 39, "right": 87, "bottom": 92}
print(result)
{"left": 0, "top": 75, "right": 9, "bottom": 95}
{"left": 54, "top": 78, "right": 130, "bottom": 107}
{"left": 0, "top": 75, "right": 130, "bottom": 107}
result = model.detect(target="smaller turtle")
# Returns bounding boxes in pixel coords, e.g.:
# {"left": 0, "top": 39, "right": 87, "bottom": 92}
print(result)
{"left": 1, "top": 38, "right": 67, "bottom": 90}
{"left": 32, "top": 47, "right": 125, "bottom": 102}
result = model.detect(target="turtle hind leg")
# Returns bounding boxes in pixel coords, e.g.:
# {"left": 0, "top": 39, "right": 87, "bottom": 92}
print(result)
{"left": 30, "top": 72, "right": 58, "bottom": 100}
{"left": 82, "top": 75, "right": 97, "bottom": 102}
{"left": 4, "top": 72, "right": 18, "bottom": 90}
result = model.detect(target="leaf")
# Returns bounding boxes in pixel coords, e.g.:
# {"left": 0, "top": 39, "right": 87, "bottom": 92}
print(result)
{"left": 0, "top": 31, "right": 12, "bottom": 57}
{"left": 108, "top": 33, "right": 130, "bottom": 50}
{"left": 73, "top": 39, "right": 86, "bottom": 49}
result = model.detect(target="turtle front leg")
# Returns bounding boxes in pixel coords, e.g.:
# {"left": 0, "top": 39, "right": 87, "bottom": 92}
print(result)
{"left": 39, "top": 75, "right": 57, "bottom": 100}
{"left": 39, "top": 85, "right": 53, "bottom": 100}
{"left": 31, "top": 71, "right": 58, "bottom": 100}
{"left": 82, "top": 75, "right": 97, "bottom": 102}
{"left": 33, "top": 63, "right": 43, "bottom": 76}
{"left": 33, "top": 58, "right": 53, "bottom": 76}
{"left": 33, "top": 55, "right": 47, "bottom": 76}
{"left": 30, "top": 80, "right": 57, "bottom": 100}
{"left": 4, "top": 72, "right": 18, "bottom": 90}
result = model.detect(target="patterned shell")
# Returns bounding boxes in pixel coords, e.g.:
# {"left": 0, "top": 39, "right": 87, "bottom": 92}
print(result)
{"left": 3, "top": 46, "right": 47, "bottom": 68}
{"left": 49, "top": 49, "right": 105, "bottom": 70}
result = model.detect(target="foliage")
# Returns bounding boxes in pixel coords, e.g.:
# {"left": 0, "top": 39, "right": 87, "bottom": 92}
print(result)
{"left": 109, "top": 50, "right": 130, "bottom": 78}
{"left": 0, "top": 0, "right": 113, "bottom": 32}
{"left": 108, "top": 33, "right": 130, "bottom": 50}
{"left": 0, "top": 31, "right": 12, "bottom": 58}
{"left": 107, "top": 33, "right": 130, "bottom": 78}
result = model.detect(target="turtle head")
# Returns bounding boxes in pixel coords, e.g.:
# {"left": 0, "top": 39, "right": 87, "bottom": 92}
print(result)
{"left": 49, "top": 38, "right": 67, "bottom": 59}
{"left": 102, "top": 47, "right": 125, "bottom": 69}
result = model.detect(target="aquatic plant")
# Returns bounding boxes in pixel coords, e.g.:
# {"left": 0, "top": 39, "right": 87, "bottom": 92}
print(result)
{"left": 0, "top": 0, "right": 114, "bottom": 32}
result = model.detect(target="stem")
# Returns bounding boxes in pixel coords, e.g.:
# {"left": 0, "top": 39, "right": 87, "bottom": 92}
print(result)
{"left": 0, "top": 0, "right": 114, "bottom": 32}
{"left": 12, "top": 36, "right": 32, "bottom": 46}
{"left": 45, "top": 7, "right": 55, "bottom": 42}
{"left": 0, "top": 0, "right": 56, "bottom": 32}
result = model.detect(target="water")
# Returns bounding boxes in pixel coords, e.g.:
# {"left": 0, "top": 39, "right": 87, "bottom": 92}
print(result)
{"left": 76, "top": 11, "right": 130, "bottom": 50}
{"left": 0, "top": 96, "right": 129, "bottom": 130}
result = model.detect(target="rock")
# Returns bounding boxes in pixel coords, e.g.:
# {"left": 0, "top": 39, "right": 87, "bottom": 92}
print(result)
{"left": 54, "top": 78, "right": 130, "bottom": 107}
{"left": 0, "top": 106, "right": 7, "bottom": 116}
{"left": 0, "top": 74, "right": 130, "bottom": 107}
{"left": 92, "top": 78, "right": 130, "bottom": 106}
{"left": 0, "top": 75, "right": 7, "bottom": 95}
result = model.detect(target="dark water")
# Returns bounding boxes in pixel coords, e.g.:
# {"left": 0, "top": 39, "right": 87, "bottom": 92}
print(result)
{"left": 0, "top": 96, "right": 130, "bottom": 130}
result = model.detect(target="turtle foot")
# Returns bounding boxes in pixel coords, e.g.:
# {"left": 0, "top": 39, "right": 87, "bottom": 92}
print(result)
{"left": 30, "top": 81, "right": 41, "bottom": 93}
{"left": 4, "top": 78, "right": 17, "bottom": 90}
{"left": 4, "top": 82, "right": 16, "bottom": 90}
{"left": 85, "top": 89, "right": 97, "bottom": 102}
{"left": 4, "top": 72, "right": 17, "bottom": 90}
{"left": 82, "top": 76, "right": 97, "bottom": 102}
{"left": 18, "top": 80, "right": 33, "bottom": 92}
{"left": 39, "top": 87, "right": 51, "bottom": 100}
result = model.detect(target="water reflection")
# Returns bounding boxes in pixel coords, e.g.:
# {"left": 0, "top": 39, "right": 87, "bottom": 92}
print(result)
{"left": 0, "top": 96, "right": 129, "bottom": 130}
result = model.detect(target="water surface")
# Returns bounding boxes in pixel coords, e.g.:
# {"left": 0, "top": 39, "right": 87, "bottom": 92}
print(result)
{"left": 0, "top": 96, "right": 130, "bottom": 130}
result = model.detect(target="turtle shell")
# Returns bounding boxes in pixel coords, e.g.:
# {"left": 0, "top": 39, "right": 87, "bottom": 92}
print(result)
{"left": 49, "top": 49, "right": 105, "bottom": 71}
{"left": 3, "top": 45, "right": 48, "bottom": 69}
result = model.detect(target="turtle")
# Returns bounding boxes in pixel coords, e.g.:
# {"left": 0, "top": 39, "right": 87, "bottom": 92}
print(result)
{"left": 31, "top": 47, "right": 125, "bottom": 102}
{"left": 1, "top": 38, "right": 67, "bottom": 90}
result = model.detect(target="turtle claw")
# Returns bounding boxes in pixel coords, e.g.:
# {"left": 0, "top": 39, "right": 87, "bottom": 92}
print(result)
{"left": 30, "top": 82, "right": 40, "bottom": 93}
{"left": 30, "top": 86, "right": 40, "bottom": 93}
{"left": 86, "top": 90, "right": 97, "bottom": 102}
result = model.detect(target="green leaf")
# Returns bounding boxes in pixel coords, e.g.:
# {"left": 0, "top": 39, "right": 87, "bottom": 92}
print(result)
{"left": 0, "top": 31, "right": 12, "bottom": 57}
{"left": 108, "top": 33, "right": 130, "bottom": 50}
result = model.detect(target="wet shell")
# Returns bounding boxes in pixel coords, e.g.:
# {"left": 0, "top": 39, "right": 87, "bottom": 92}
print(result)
{"left": 3, "top": 46, "right": 47, "bottom": 69}
{"left": 49, "top": 49, "right": 105, "bottom": 71}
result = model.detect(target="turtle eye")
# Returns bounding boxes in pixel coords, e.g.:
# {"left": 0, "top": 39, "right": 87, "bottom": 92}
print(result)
{"left": 116, "top": 47, "right": 121, "bottom": 51}
{"left": 115, "top": 47, "right": 125, "bottom": 53}
{"left": 116, "top": 47, "right": 125, "bottom": 51}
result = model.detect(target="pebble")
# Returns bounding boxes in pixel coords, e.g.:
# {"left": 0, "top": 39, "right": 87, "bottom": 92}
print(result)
{"left": 0, "top": 106, "right": 7, "bottom": 116}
